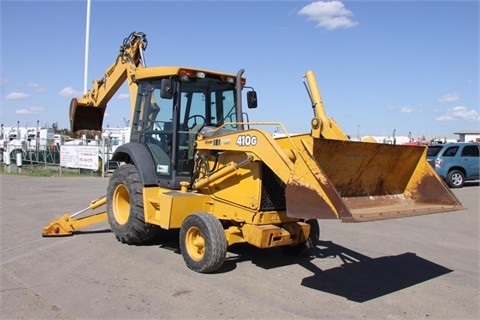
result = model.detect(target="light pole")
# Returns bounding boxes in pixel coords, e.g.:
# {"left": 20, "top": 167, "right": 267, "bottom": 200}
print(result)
{"left": 36, "top": 120, "right": 39, "bottom": 151}
{"left": 83, "top": 0, "right": 91, "bottom": 95}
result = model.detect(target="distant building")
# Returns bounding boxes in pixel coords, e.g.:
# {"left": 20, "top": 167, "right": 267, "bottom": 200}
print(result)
{"left": 454, "top": 130, "right": 480, "bottom": 142}
{"left": 361, "top": 135, "right": 413, "bottom": 144}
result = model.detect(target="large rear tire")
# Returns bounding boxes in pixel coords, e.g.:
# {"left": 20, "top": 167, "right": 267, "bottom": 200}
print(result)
{"left": 107, "top": 164, "right": 161, "bottom": 244}
{"left": 179, "top": 212, "right": 227, "bottom": 273}
{"left": 282, "top": 219, "right": 320, "bottom": 256}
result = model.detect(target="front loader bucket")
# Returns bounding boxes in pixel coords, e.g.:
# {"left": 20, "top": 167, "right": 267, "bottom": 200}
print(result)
{"left": 285, "top": 137, "right": 463, "bottom": 222}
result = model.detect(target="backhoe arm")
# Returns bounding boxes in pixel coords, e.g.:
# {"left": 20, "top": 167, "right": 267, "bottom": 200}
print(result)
{"left": 70, "top": 32, "right": 147, "bottom": 133}
{"left": 303, "top": 70, "right": 349, "bottom": 140}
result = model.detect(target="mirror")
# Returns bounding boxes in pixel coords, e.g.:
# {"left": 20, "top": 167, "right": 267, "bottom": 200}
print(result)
{"left": 160, "top": 79, "right": 173, "bottom": 99}
{"left": 247, "top": 91, "right": 257, "bottom": 109}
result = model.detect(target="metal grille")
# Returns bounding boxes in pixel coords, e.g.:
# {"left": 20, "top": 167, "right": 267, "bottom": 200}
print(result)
{"left": 260, "top": 163, "right": 286, "bottom": 211}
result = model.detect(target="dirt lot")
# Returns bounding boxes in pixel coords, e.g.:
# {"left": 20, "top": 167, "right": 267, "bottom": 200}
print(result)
{"left": 0, "top": 174, "right": 478, "bottom": 319}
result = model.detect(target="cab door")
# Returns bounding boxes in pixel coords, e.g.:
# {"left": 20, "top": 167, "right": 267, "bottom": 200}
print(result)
{"left": 132, "top": 80, "right": 179, "bottom": 188}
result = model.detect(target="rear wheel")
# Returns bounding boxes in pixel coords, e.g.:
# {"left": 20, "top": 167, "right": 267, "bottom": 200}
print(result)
{"left": 282, "top": 219, "right": 320, "bottom": 256}
{"left": 446, "top": 169, "right": 465, "bottom": 188}
{"left": 107, "top": 164, "right": 161, "bottom": 244}
{"left": 179, "top": 212, "right": 227, "bottom": 273}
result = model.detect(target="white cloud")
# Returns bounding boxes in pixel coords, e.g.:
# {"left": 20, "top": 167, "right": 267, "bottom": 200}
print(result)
{"left": 298, "top": 1, "right": 358, "bottom": 30}
{"left": 436, "top": 106, "right": 479, "bottom": 122}
{"left": 27, "top": 82, "right": 46, "bottom": 93}
{"left": 59, "top": 86, "right": 83, "bottom": 97}
{"left": 438, "top": 93, "right": 459, "bottom": 103}
{"left": 5, "top": 92, "right": 29, "bottom": 100}
{"left": 116, "top": 93, "right": 129, "bottom": 100}
{"left": 15, "top": 106, "right": 44, "bottom": 115}
{"left": 401, "top": 106, "right": 415, "bottom": 113}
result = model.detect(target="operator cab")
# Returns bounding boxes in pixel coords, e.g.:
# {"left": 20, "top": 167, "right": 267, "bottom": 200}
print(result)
{"left": 131, "top": 69, "right": 256, "bottom": 189}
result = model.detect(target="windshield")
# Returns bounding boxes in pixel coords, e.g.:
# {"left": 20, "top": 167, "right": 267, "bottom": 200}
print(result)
{"left": 177, "top": 78, "right": 237, "bottom": 130}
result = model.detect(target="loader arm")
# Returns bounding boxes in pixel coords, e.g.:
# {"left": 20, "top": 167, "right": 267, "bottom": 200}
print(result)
{"left": 194, "top": 128, "right": 350, "bottom": 220}
{"left": 70, "top": 32, "right": 147, "bottom": 133}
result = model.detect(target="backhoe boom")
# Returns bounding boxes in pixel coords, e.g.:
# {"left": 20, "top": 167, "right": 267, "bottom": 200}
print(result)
{"left": 70, "top": 32, "right": 147, "bottom": 133}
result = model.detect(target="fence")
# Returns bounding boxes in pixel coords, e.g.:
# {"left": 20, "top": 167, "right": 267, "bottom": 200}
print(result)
{"left": 1, "top": 136, "right": 122, "bottom": 176}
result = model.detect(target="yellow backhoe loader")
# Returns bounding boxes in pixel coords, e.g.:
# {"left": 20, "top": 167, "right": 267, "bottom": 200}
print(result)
{"left": 42, "top": 32, "right": 463, "bottom": 273}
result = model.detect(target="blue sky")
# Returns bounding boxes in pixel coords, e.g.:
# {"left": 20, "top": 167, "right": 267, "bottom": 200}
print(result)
{"left": 1, "top": 0, "right": 478, "bottom": 139}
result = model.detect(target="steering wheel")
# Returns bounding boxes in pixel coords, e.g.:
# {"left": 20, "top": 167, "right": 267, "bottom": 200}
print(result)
{"left": 187, "top": 115, "right": 206, "bottom": 130}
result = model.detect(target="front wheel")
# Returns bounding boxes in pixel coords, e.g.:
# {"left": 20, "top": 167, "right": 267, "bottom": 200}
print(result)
{"left": 446, "top": 169, "right": 465, "bottom": 188}
{"left": 179, "top": 212, "right": 227, "bottom": 273}
{"left": 106, "top": 164, "right": 161, "bottom": 244}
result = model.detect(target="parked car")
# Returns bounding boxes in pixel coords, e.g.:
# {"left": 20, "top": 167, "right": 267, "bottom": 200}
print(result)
{"left": 433, "top": 142, "right": 479, "bottom": 188}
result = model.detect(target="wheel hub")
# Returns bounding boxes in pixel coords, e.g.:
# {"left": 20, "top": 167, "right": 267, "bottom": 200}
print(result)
{"left": 113, "top": 184, "right": 130, "bottom": 225}
{"left": 186, "top": 227, "right": 205, "bottom": 261}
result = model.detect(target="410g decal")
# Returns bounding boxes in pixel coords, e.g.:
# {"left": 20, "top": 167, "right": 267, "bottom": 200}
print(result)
{"left": 236, "top": 135, "right": 258, "bottom": 146}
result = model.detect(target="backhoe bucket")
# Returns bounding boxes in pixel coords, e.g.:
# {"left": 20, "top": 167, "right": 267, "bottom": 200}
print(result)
{"left": 284, "top": 137, "right": 463, "bottom": 222}
{"left": 70, "top": 98, "right": 105, "bottom": 133}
